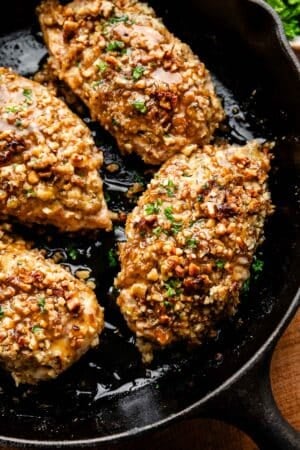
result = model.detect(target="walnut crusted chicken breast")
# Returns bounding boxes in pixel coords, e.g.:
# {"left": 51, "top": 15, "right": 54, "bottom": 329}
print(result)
{"left": 115, "top": 141, "right": 273, "bottom": 361}
{"left": 0, "top": 224, "right": 104, "bottom": 385}
{"left": 38, "top": 0, "right": 224, "bottom": 165}
{"left": 0, "top": 67, "right": 111, "bottom": 232}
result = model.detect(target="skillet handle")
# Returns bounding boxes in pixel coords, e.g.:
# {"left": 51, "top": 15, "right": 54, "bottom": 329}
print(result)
{"left": 197, "top": 349, "right": 300, "bottom": 450}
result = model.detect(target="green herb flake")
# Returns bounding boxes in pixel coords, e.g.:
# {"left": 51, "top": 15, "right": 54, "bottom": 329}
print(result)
{"left": 106, "top": 40, "right": 126, "bottom": 53}
{"left": 162, "top": 179, "right": 177, "bottom": 197}
{"left": 132, "top": 100, "right": 148, "bottom": 114}
{"left": 164, "top": 206, "right": 174, "bottom": 221}
{"left": 0, "top": 306, "right": 4, "bottom": 319}
{"left": 145, "top": 200, "right": 162, "bottom": 215}
{"left": 153, "top": 226, "right": 162, "bottom": 236}
{"left": 242, "top": 278, "right": 251, "bottom": 294}
{"left": 132, "top": 65, "right": 145, "bottom": 81}
{"left": 23, "top": 88, "right": 33, "bottom": 103}
{"left": 5, "top": 105, "right": 20, "bottom": 113}
{"left": 32, "top": 325, "right": 43, "bottom": 333}
{"left": 111, "top": 117, "right": 120, "bottom": 127}
{"left": 171, "top": 222, "right": 182, "bottom": 235}
{"left": 38, "top": 297, "right": 46, "bottom": 312}
{"left": 265, "top": 0, "right": 300, "bottom": 40}
{"left": 186, "top": 238, "right": 197, "bottom": 249}
{"left": 108, "top": 248, "right": 118, "bottom": 268}
{"left": 92, "top": 80, "right": 104, "bottom": 89}
{"left": 15, "top": 119, "right": 23, "bottom": 128}
{"left": 108, "top": 14, "right": 130, "bottom": 24}
{"left": 197, "top": 195, "right": 204, "bottom": 202}
{"left": 252, "top": 256, "right": 264, "bottom": 278}
{"left": 24, "top": 188, "right": 36, "bottom": 198}
{"left": 164, "top": 279, "right": 182, "bottom": 297}
{"left": 67, "top": 247, "right": 79, "bottom": 261}
{"left": 95, "top": 60, "right": 108, "bottom": 73}
{"left": 215, "top": 259, "right": 226, "bottom": 270}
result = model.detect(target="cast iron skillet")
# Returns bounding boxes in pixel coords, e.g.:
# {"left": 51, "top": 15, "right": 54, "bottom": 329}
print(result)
{"left": 0, "top": 0, "right": 299, "bottom": 448}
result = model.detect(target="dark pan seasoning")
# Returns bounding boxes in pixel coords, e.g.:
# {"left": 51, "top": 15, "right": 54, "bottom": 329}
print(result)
{"left": 0, "top": 0, "right": 298, "bottom": 444}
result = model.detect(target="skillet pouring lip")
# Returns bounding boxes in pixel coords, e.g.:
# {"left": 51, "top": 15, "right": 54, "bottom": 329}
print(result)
{"left": 0, "top": 0, "right": 299, "bottom": 447}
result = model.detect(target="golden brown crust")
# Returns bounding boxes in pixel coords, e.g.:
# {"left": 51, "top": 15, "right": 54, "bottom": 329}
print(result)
{"left": 38, "top": 0, "right": 224, "bottom": 165}
{"left": 0, "top": 223, "right": 104, "bottom": 385}
{"left": 115, "top": 141, "right": 273, "bottom": 361}
{"left": 0, "top": 67, "right": 112, "bottom": 232}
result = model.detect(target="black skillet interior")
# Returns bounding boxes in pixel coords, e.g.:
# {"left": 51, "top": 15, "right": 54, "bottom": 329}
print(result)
{"left": 0, "top": 0, "right": 299, "bottom": 445}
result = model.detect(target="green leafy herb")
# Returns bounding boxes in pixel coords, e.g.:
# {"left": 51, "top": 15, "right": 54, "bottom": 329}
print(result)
{"left": 0, "top": 306, "right": 4, "bottom": 319}
{"left": 164, "top": 278, "right": 182, "bottom": 297}
{"left": 215, "top": 259, "right": 225, "bottom": 270}
{"left": 242, "top": 278, "right": 250, "bottom": 294}
{"left": 5, "top": 105, "right": 21, "bottom": 113}
{"left": 95, "top": 60, "right": 108, "bottom": 73}
{"left": 265, "top": 0, "right": 300, "bottom": 40}
{"left": 132, "top": 100, "right": 148, "bottom": 114}
{"left": 92, "top": 80, "right": 104, "bottom": 89}
{"left": 23, "top": 88, "right": 33, "bottom": 103}
{"left": 24, "top": 188, "right": 36, "bottom": 198}
{"left": 186, "top": 238, "right": 197, "bottom": 249}
{"left": 106, "top": 40, "right": 126, "bottom": 53}
{"left": 108, "top": 14, "right": 130, "bottom": 24}
{"left": 132, "top": 65, "right": 145, "bottom": 81}
{"left": 171, "top": 222, "right": 182, "bottom": 234}
{"left": 38, "top": 297, "right": 46, "bottom": 312}
{"left": 145, "top": 200, "right": 162, "bottom": 215}
{"left": 108, "top": 248, "right": 118, "bottom": 268}
{"left": 32, "top": 325, "right": 43, "bottom": 333}
{"left": 197, "top": 195, "right": 204, "bottom": 202}
{"left": 153, "top": 226, "right": 162, "bottom": 236}
{"left": 161, "top": 179, "right": 176, "bottom": 197}
{"left": 252, "top": 256, "right": 264, "bottom": 278}
{"left": 111, "top": 117, "right": 120, "bottom": 127}
{"left": 163, "top": 300, "right": 172, "bottom": 308}
{"left": 164, "top": 206, "right": 174, "bottom": 221}
{"left": 15, "top": 119, "right": 23, "bottom": 128}
{"left": 67, "top": 247, "right": 79, "bottom": 261}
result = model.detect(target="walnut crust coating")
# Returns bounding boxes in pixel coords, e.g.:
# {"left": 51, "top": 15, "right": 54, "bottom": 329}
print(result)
{"left": 0, "top": 224, "right": 104, "bottom": 385}
{"left": 38, "top": 0, "right": 224, "bottom": 165}
{"left": 0, "top": 67, "right": 111, "bottom": 232}
{"left": 115, "top": 142, "right": 273, "bottom": 361}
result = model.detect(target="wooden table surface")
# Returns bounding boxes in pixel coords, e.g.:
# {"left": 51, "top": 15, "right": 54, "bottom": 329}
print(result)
{"left": 2, "top": 309, "right": 299, "bottom": 450}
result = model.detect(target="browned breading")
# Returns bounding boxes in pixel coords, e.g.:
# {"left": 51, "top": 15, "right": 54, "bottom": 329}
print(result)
{"left": 115, "top": 141, "right": 273, "bottom": 362}
{"left": 38, "top": 0, "right": 224, "bottom": 165}
{"left": 0, "top": 223, "right": 104, "bottom": 385}
{"left": 0, "top": 67, "right": 111, "bottom": 232}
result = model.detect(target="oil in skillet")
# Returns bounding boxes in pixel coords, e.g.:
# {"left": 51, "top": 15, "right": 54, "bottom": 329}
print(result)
{"left": 0, "top": 24, "right": 274, "bottom": 420}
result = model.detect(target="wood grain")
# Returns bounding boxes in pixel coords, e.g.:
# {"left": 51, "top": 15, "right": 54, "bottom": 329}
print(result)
{"left": 2, "top": 310, "right": 299, "bottom": 450}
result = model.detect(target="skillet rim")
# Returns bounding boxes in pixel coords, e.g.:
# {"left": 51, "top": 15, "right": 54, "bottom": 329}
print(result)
{"left": 0, "top": 0, "right": 299, "bottom": 447}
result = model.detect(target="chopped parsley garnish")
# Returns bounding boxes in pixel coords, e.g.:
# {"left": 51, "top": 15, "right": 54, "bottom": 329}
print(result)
{"left": 163, "top": 300, "right": 172, "bottom": 308}
{"left": 164, "top": 206, "right": 174, "bottom": 221}
{"left": 197, "top": 195, "right": 204, "bottom": 202}
{"left": 38, "top": 297, "right": 46, "bottom": 312}
{"left": 111, "top": 117, "right": 120, "bottom": 127}
{"left": 132, "top": 100, "right": 148, "bottom": 114}
{"left": 32, "top": 325, "right": 43, "bottom": 333}
{"left": 23, "top": 88, "right": 33, "bottom": 103}
{"left": 145, "top": 200, "right": 162, "bottom": 215}
{"left": 242, "top": 278, "right": 250, "bottom": 294}
{"left": 132, "top": 65, "right": 145, "bottom": 81}
{"left": 186, "top": 238, "right": 197, "bottom": 249}
{"left": 215, "top": 259, "right": 226, "bottom": 270}
{"left": 5, "top": 105, "right": 21, "bottom": 113}
{"left": 108, "top": 248, "right": 118, "bottom": 268}
{"left": 24, "top": 188, "right": 36, "bottom": 198}
{"left": 171, "top": 222, "right": 182, "bottom": 234}
{"left": 153, "top": 226, "right": 162, "bottom": 236}
{"left": 164, "top": 279, "right": 182, "bottom": 297}
{"left": 95, "top": 60, "right": 108, "bottom": 73}
{"left": 252, "top": 256, "right": 264, "bottom": 278}
{"left": 108, "top": 14, "right": 130, "bottom": 24}
{"left": 161, "top": 179, "right": 176, "bottom": 197}
{"left": 67, "top": 247, "right": 79, "bottom": 261}
{"left": 15, "top": 119, "right": 23, "bottom": 128}
{"left": 92, "top": 80, "right": 104, "bottom": 89}
{"left": 265, "top": 0, "right": 300, "bottom": 40}
{"left": 106, "top": 40, "right": 126, "bottom": 53}
{"left": 0, "top": 306, "right": 4, "bottom": 319}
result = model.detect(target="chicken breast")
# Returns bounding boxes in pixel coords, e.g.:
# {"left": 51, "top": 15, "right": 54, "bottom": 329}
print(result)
{"left": 0, "top": 67, "right": 111, "bottom": 232}
{"left": 115, "top": 141, "right": 273, "bottom": 361}
{"left": 0, "top": 224, "right": 104, "bottom": 385}
{"left": 38, "top": 0, "right": 224, "bottom": 165}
